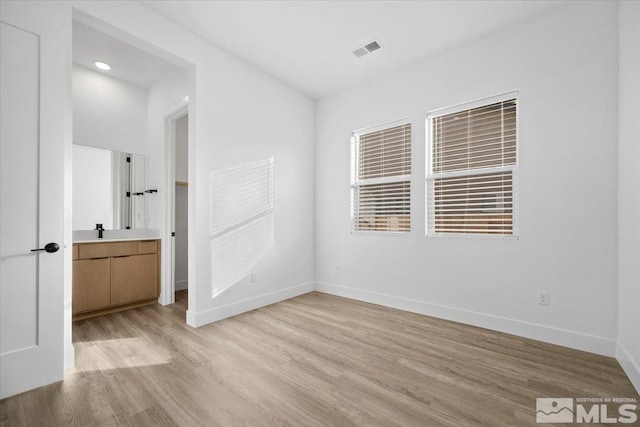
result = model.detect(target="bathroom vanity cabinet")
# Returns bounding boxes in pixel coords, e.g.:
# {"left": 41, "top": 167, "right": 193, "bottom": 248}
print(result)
{"left": 72, "top": 239, "right": 160, "bottom": 320}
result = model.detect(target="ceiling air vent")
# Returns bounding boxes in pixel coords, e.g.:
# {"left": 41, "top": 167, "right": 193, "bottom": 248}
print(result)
{"left": 364, "top": 41, "right": 380, "bottom": 52}
{"left": 353, "top": 47, "right": 368, "bottom": 58}
{"left": 352, "top": 40, "right": 382, "bottom": 58}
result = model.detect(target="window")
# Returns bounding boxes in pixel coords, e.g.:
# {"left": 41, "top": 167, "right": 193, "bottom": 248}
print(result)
{"left": 426, "top": 92, "right": 518, "bottom": 237}
{"left": 351, "top": 121, "right": 411, "bottom": 232}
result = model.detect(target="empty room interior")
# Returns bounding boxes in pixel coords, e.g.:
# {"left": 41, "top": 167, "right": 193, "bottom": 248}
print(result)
{"left": 0, "top": 1, "right": 639, "bottom": 426}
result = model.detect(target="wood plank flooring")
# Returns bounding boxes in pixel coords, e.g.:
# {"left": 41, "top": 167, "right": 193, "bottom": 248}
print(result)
{"left": 1, "top": 291, "right": 637, "bottom": 426}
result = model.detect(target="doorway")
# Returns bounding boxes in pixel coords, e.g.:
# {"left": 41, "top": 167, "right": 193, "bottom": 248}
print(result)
{"left": 71, "top": 14, "right": 192, "bottom": 330}
{"left": 168, "top": 109, "right": 189, "bottom": 305}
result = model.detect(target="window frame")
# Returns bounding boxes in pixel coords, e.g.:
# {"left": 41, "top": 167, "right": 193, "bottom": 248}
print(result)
{"left": 425, "top": 91, "right": 519, "bottom": 239}
{"left": 351, "top": 118, "right": 412, "bottom": 235}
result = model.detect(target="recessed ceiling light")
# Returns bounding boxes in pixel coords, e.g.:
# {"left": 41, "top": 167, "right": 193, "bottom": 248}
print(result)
{"left": 94, "top": 61, "right": 111, "bottom": 71}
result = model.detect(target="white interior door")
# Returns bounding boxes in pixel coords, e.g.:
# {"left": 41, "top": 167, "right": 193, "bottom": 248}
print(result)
{"left": 1, "top": 2, "right": 67, "bottom": 399}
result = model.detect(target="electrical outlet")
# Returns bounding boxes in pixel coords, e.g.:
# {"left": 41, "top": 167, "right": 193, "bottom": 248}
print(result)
{"left": 538, "top": 291, "right": 550, "bottom": 305}
{"left": 250, "top": 272, "right": 257, "bottom": 283}
{"left": 336, "top": 264, "right": 342, "bottom": 274}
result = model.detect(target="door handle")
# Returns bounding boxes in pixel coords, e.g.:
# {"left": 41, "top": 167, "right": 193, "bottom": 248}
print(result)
{"left": 31, "top": 242, "right": 60, "bottom": 253}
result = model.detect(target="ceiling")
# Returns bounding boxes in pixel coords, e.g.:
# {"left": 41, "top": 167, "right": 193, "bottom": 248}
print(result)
{"left": 142, "top": 0, "right": 568, "bottom": 99}
{"left": 73, "top": 21, "right": 183, "bottom": 88}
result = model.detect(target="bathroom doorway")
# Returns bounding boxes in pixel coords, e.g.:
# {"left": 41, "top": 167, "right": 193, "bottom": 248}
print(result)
{"left": 71, "top": 14, "right": 192, "bottom": 328}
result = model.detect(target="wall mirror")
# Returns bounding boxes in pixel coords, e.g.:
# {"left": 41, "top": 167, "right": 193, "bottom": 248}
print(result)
{"left": 73, "top": 145, "right": 146, "bottom": 230}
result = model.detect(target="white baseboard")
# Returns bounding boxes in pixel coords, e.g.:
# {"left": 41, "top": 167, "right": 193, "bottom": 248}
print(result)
{"left": 64, "top": 341, "right": 75, "bottom": 370}
{"left": 183, "top": 280, "right": 618, "bottom": 359}
{"left": 616, "top": 341, "right": 640, "bottom": 394}
{"left": 186, "top": 308, "right": 196, "bottom": 326}
{"left": 315, "top": 282, "right": 617, "bottom": 357}
{"left": 187, "top": 282, "right": 315, "bottom": 327}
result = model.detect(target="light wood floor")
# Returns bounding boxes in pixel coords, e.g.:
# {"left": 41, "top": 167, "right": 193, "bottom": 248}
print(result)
{"left": 1, "top": 291, "right": 637, "bottom": 426}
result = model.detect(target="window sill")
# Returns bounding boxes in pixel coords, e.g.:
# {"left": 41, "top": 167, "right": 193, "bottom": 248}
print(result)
{"left": 426, "top": 233, "right": 519, "bottom": 240}
{"left": 351, "top": 230, "right": 412, "bottom": 236}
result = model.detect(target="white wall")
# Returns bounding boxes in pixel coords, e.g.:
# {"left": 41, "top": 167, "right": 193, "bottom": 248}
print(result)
{"left": 145, "top": 67, "right": 188, "bottom": 302}
{"left": 616, "top": 0, "right": 640, "bottom": 393}
{"left": 175, "top": 114, "right": 188, "bottom": 291}
{"left": 72, "top": 65, "right": 147, "bottom": 155}
{"left": 72, "top": 0, "right": 316, "bottom": 327}
{"left": 175, "top": 114, "right": 188, "bottom": 182}
{"left": 315, "top": 2, "right": 619, "bottom": 356}
{"left": 145, "top": 68, "right": 188, "bottom": 231}
{"left": 175, "top": 184, "right": 188, "bottom": 291}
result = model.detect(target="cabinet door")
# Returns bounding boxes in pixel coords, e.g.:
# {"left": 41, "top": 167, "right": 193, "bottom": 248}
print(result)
{"left": 73, "top": 258, "right": 111, "bottom": 314}
{"left": 110, "top": 254, "right": 158, "bottom": 305}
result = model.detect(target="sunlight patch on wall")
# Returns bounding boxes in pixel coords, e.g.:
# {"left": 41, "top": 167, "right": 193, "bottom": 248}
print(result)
{"left": 209, "top": 158, "right": 275, "bottom": 297}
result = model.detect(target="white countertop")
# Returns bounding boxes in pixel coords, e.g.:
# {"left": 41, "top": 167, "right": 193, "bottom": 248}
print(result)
{"left": 73, "top": 229, "right": 161, "bottom": 244}
{"left": 73, "top": 236, "right": 160, "bottom": 244}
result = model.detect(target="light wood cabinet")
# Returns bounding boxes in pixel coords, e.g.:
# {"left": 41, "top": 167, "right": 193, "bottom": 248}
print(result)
{"left": 72, "top": 239, "right": 160, "bottom": 321}
{"left": 73, "top": 258, "right": 111, "bottom": 313}
{"left": 77, "top": 241, "right": 138, "bottom": 259}
{"left": 137, "top": 240, "right": 157, "bottom": 255}
{"left": 111, "top": 254, "right": 158, "bottom": 305}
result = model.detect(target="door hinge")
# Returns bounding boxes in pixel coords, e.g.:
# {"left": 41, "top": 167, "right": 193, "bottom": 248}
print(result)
{"left": 171, "top": 232, "right": 175, "bottom": 237}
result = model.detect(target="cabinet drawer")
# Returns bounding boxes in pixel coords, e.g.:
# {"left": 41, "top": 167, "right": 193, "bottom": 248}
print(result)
{"left": 138, "top": 240, "right": 158, "bottom": 254}
{"left": 73, "top": 258, "right": 111, "bottom": 314}
{"left": 72, "top": 245, "right": 78, "bottom": 260}
{"left": 78, "top": 241, "right": 138, "bottom": 259}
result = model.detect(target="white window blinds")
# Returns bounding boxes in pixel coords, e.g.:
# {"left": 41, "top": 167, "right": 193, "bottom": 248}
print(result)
{"left": 427, "top": 93, "right": 518, "bottom": 237}
{"left": 351, "top": 121, "right": 411, "bottom": 232}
